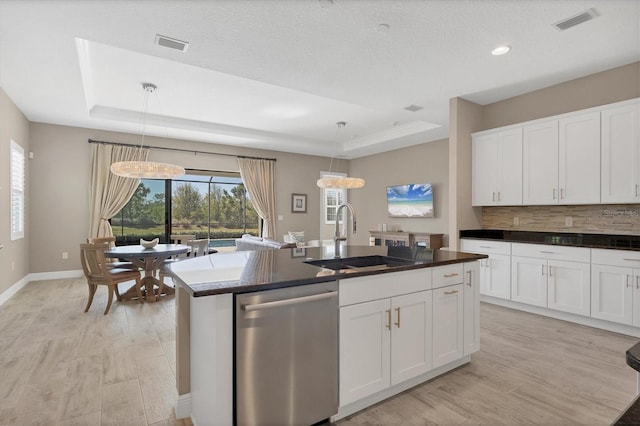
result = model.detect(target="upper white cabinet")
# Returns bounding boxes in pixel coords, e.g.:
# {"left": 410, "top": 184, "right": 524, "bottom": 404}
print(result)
{"left": 523, "top": 120, "right": 559, "bottom": 205}
{"left": 473, "top": 98, "right": 638, "bottom": 206}
{"left": 472, "top": 128, "right": 523, "bottom": 206}
{"left": 558, "top": 111, "right": 601, "bottom": 204}
{"left": 522, "top": 112, "right": 600, "bottom": 205}
{"left": 601, "top": 102, "right": 640, "bottom": 203}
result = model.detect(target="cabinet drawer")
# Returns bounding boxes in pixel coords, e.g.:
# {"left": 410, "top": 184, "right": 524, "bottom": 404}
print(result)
{"left": 511, "top": 243, "right": 590, "bottom": 263}
{"left": 432, "top": 264, "right": 464, "bottom": 289}
{"left": 460, "top": 239, "right": 510, "bottom": 255}
{"left": 339, "top": 269, "right": 431, "bottom": 306}
{"left": 592, "top": 248, "right": 640, "bottom": 267}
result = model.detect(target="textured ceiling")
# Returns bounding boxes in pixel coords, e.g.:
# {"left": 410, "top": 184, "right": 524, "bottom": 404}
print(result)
{"left": 0, "top": 0, "right": 638, "bottom": 158}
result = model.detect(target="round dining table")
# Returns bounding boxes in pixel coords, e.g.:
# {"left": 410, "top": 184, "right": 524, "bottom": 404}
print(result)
{"left": 105, "top": 243, "right": 189, "bottom": 302}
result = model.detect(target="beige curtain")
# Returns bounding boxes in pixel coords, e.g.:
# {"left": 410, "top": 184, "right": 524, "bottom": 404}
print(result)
{"left": 88, "top": 144, "right": 149, "bottom": 238}
{"left": 237, "top": 158, "right": 276, "bottom": 239}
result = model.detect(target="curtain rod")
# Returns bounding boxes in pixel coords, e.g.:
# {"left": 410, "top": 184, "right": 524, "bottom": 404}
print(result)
{"left": 87, "top": 139, "right": 277, "bottom": 162}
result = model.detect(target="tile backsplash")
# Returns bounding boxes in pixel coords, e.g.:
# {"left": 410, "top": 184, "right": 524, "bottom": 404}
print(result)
{"left": 482, "top": 204, "right": 640, "bottom": 235}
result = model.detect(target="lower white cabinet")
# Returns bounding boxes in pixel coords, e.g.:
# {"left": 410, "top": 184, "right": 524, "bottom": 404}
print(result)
{"left": 432, "top": 284, "right": 464, "bottom": 369}
{"left": 511, "top": 243, "right": 590, "bottom": 315}
{"left": 463, "top": 261, "right": 480, "bottom": 355}
{"left": 591, "top": 249, "right": 640, "bottom": 326}
{"left": 339, "top": 291, "right": 432, "bottom": 406}
{"left": 460, "top": 239, "right": 511, "bottom": 300}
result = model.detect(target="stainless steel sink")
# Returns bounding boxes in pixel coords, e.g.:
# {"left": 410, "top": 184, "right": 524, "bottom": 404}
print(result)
{"left": 304, "top": 255, "right": 415, "bottom": 271}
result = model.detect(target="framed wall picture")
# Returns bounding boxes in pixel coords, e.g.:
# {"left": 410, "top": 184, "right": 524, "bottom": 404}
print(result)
{"left": 291, "top": 247, "right": 306, "bottom": 258}
{"left": 291, "top": 193, "right": 307, "bottom": 213}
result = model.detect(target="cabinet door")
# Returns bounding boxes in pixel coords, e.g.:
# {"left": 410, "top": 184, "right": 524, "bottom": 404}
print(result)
{"left": 601, "top": 102, "right": 640, "bottom": 203}
{"left": 390, "top": 291, "right": 432, "bottom": 385}
{"left": 463, "top": 262, "right": 480, "bottom": 355}
{"left": 523, "top": 120, "right": 559, "bottom": 205}
{"left": 496, "top": 128, "right": 523, "bottom": 205}
{"left": 339, "top": 299, "right": 391, "bottom": 406}
{"left": 547, "top": 260, "right": 590, "bottom": 316}
{"left": 591, "top": 264, "right": 633, "bottom": 325}
{"left": 485, "top": 253, "right": 511, "bottom": 300}
{"left": 432, "top": 284, "right": 464, "bottom": 369}
{"left": 472, "top": 132, "right": 499, "bottom": 206}
{"left": 558, "top": 112, "right": 601, "bottom": 204}
{"left": 511, "top": 256, "right": 547, "bottom": 307}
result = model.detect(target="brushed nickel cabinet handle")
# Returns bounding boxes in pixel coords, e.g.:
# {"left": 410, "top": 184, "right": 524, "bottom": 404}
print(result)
{"left": 444, "top": 273, "right": 459, "bottom": 278}
{"left": 395, "top": 307, "right": 401, "bottom": 328}
{"left": 541, "top": 264, "right": 545, "bottom": 275}
{"left": 560, "top": 188, "right": 564, "bottom": 199}
{"left": 539, "top": 251, "right": 555, "bottom": 254}
{"left": 623, "top": 258, "right": 640, "bottom": 262}
{"left": 627, "top": 275, "right": 632, "bottom": 288}
{"left": 467, "top": 270, "right": 472, "bottom": 287}
{"left": 636, "top": 184, "right": 639, "bottom": 197}
{"left": 636, "top": 275, "right": 639, "bottom": 290}
{"left": 492, "top": 192, "right": 496, "bottom": 201}
{"left": 549, "top": 265, "right": 552, "bottom": 277}
{"left": 386, "top": 309, "right": 391, "bottom": 330}
{"left": 444, "top": 290, "right": 459, "bottom": 295}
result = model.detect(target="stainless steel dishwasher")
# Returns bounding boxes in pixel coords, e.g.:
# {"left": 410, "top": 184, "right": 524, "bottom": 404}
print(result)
{"left": 235, "top": 281, "right": 338, "bottom": 426}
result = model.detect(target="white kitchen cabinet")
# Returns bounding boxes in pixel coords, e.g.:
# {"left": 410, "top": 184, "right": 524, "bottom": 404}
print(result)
{"left": 558, "top": 111, "right": 601, "bottom": 204}
{"left": 460, "top": 239, "right": 511, "bottom": 300}
{"left": 339, "top": 269, "right": 432, "bottom": 406}
{"left": 463, "top": 261, "right": 480, "bottom": 355}
{"left": 601, "top": 101, "right": 640, "bottom": 203}
{"left": 472, "top": 128, "right": 523, "bottom": 206}
{"left": 591, "top": 249, "right": 640, "bottom": 326}
{"left": 390, "top": 291, "right": 433, "bottom": 385}
{"left": 433, "top": 283, "right": 464, "bottom": 368}
{"left": 523, "top": 120, "right": 559, "bottom": 205}
{"left": 340, "top": 298, "right": 391, "bottom": 405}
{"left": 511, "top": 243, "right": 590, "bottom": 314}
{"left": 522, "top": 112, "right": 600, "bottom": 205}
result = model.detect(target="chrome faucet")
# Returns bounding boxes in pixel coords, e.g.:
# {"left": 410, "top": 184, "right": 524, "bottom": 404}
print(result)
{"left": 334, "top": 203, "right": 356, "bottom": 258}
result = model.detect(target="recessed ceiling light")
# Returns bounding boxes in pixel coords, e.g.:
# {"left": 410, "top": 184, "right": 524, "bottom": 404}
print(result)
{"left": 491, "top": 45, "right": 511, "bottom": 56}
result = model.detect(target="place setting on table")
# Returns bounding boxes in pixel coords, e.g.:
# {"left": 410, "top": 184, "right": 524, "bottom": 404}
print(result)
{"left": 104, "top": 238, "right": 189, "bottom": 303}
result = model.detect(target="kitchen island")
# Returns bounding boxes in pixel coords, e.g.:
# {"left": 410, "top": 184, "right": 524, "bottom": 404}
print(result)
{"left": 171, "top": 245, "right": 486, "bottom": 425}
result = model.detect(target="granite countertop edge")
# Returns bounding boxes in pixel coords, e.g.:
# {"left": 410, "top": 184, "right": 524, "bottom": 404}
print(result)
{"left": 460, "top": 229, "right": 640, "bottom": 251}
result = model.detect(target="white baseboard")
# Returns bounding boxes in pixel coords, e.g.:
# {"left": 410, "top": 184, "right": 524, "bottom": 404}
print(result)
{"left": 0, "top": 275, "right": 30, "bottom": 306}
{"left": 28, "top": 270, "right": 83, "bottom": 282}
{"left": 481, "top": 295, "right": 640, "bottom": 338}
{"left": 0, "top": 270, "right": 84, "bottom": 307}
{"left": 175, "top": 393, "right": 191, "bottom": 419}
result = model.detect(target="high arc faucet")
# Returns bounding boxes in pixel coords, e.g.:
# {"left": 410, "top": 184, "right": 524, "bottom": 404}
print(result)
{"left": 334, "top": 202, "right": 356, "bottom": 258}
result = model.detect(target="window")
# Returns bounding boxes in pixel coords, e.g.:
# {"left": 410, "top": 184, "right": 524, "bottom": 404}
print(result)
{"left": 10, "top": 140, "right": 25, "bottom": 240}
{"left": 322, "top": 172, "right": 346, "bottom": 225}
{"left": 111, "top": 172, "right": 259, "bottom": 247}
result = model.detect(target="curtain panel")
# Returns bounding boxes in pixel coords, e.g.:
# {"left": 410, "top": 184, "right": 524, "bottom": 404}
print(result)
{"left": 88, "top": 144, "right": 149, "bottom": 238}
{"left": 237, "top": 158, "right": 276, "bottom": 239}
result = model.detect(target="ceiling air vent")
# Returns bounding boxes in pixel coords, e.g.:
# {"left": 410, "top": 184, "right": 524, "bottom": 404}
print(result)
{"left": 552, "top": 8, "right": 599, "bottom": 31}
{"left": 155, "top": 34, "right": 189, "bottom": 52}
{"left": 404, "top": 104, "right": 424, "bottom": 112}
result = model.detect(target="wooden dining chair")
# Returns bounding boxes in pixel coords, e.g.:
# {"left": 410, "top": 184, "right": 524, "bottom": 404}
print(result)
{"left": 157, "top": 238, "right": 210, "bottom": 295}
{"left": 87, "top": 236, "right": 138, "bottom": 270}
{"left": 170, "top": 234, "right": 196, "bottom": 245}
{"left": 80, "top": 243, "right": 143, "bottom": 314}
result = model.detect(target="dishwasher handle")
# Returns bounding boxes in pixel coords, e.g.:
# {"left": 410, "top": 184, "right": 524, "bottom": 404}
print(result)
{"left": 242, "top": 291, "right": 337, "bottom": 312}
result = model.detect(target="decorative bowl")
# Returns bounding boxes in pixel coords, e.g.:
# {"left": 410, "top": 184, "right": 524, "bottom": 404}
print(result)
{"left": 140, "top": 238, "right": 159, "bottom": 249}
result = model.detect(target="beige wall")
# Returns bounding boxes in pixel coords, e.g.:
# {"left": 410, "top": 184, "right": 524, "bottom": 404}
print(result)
{"left": 483, "top": 61, "right": 640, "bottom": 130}
{"left": 473, "top": 61, "right": 640, "bottom": 233}
{"left": 28, "top": 122, "right": 341, "bottom": 273}
{"left": 0, "top": 87, "right": 30, "bottom": 294}
{"left": 448, "top": 98, "right": 484, "bottom": 250}
{"left": 349, "top": 139, "right": 449, "bottom": 246}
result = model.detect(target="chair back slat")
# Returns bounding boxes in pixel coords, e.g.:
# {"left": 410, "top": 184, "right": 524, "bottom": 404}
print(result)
{"left": 188, "top": 239, "right": 209, "bottom": 257}
{"left": 170, "top": 234, "right": 196, "bottom": 245}
{"left": 80, "top": 243, "right": 110, "bottom": 280}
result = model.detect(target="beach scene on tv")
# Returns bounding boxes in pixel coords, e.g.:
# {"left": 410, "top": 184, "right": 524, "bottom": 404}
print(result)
{"left": 387, "top": 183, "right": 434, "bottom": 218}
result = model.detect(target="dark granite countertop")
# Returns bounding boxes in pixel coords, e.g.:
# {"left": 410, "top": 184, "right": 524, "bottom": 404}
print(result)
{"left": 614, "top": 342, "right": 640, "bottom": 424}
{"left": 171, "top": 245, "right": 486, "bottom": 297}
{"left": 460, "top": 229, "right": 640, "bottom": 250}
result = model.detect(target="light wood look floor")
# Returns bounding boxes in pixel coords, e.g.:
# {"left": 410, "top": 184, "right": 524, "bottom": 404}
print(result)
{"left": 1, "top": 278, "right": 637, "bottom": 425}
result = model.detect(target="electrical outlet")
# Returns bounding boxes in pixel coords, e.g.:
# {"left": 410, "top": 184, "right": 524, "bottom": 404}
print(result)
{"left": 62, "top": 251, "right": 69, "bottom": 260}
{"left": 513, "top": 217, "right": 519, "bottom": 226}
{"left": 565, "top": 217, "right": 573, "bottom": 227}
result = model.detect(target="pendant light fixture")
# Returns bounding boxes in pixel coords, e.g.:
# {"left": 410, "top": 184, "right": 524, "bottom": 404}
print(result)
{"left": 316, "top": 122, "right": 365, "bottom": 189}
{"left": 110, "top": 83, "right": 185, "bottom": 179}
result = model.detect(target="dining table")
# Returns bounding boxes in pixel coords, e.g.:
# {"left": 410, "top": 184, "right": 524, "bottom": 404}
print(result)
{"left": 105, "top": 243, "right": 189, "bottom": 302}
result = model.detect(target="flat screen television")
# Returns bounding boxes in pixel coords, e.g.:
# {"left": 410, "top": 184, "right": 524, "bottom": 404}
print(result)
{"left": 386, "top": 183, "right": 434, "bottom": 218}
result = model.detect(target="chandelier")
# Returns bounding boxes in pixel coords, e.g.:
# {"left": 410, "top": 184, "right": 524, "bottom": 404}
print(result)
{"left": 110, "top": 83, "right": 185, "bottom": 179}
{"left": 316, "top": 122, "right": 365, "bottom": 189}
